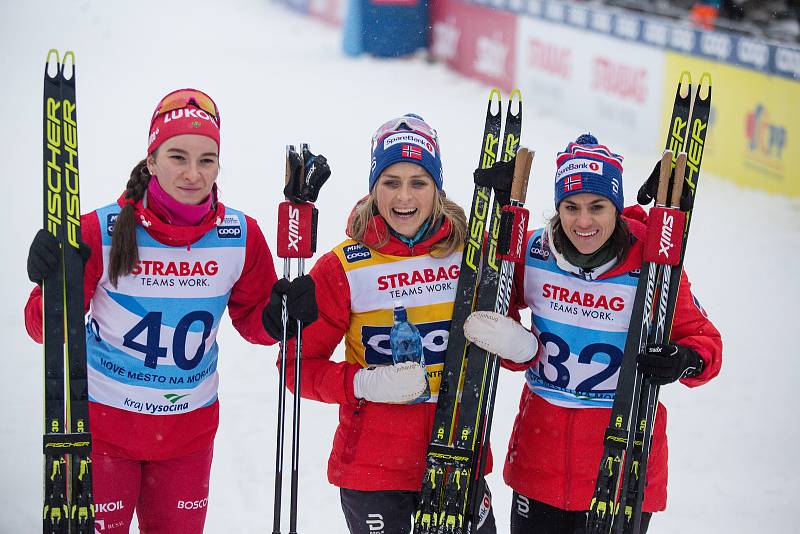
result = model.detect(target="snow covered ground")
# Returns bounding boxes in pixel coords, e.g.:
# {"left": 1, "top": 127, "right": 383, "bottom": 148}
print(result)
{"left": 1, "top": 0, "right": 798, "bottom": 532}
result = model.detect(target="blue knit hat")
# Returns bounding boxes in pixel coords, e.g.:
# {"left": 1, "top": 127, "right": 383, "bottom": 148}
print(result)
{"left": 369, "top": 114, "right": 443, "bottom": 191}
{"left": 554, "top": 134, "right": 624, "bottom": 212}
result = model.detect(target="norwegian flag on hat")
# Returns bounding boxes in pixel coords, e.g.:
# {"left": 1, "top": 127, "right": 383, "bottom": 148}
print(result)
{"left": 563, "top": 175, "right": 583, "bottom": 192}
{"left": 402, "top": 144, "right": 423, "bottom": 160}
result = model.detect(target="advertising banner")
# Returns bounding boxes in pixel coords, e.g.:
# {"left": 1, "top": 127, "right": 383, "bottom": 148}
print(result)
{"left": 663, "top": 53, "right": 799, "bottom": 196}
{"left": 430, "top": 0, "right": 516, "bottom": 92}
{"left": 515, "top": 15, "right": 665, "bottom": 152}
{"left": 308, "top": 0, "right": 345, "bottom": 25}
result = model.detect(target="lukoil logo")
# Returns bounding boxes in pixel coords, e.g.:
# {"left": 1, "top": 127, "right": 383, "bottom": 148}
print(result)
{"left": 745, "top": 104, "right": 786, "bottom": 159}
{"left": 361, "top": 320, "right": 450, "bottom": 366}
{"left": 95, "top": 500, "right": 124, "bottom": 513}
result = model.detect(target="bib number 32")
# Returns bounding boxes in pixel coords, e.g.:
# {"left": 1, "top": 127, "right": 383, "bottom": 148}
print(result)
{"left": 538, "top": 332, "right": 623, "bottom": 393}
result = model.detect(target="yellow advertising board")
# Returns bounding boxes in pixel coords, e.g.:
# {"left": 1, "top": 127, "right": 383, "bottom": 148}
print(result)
{"left": 662, "top": 53, "right": 799, "bottom": 197}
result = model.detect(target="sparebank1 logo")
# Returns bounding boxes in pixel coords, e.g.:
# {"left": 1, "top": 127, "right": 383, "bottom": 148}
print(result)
{"left": 745, "top": 104, "right": 787, "bottom": 161}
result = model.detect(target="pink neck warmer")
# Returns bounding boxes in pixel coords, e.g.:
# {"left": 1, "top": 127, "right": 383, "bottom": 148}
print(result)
{"left": 147, "top": 176, "right": 213, "bottom": 227}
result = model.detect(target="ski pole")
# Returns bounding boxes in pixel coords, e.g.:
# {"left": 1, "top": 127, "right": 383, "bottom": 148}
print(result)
{"left": 274, "top": 144, "right": 329, "bottom": 534}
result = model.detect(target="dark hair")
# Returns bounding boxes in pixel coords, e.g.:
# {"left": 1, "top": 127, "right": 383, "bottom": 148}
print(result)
{"left": 108, "top": 158, "right": 152, "bottom": 287}
{"left": 549, "top": 212, "right": 632, "bottom": 264}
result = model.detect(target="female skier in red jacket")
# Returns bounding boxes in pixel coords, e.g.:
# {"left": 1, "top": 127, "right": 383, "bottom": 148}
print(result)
{"left": 464, "top": 134, "right": 722, "bottom": 533}
{"left": 25, "top": 88, "right": 314, "bottom": 533}
{"left": 283, "top": 114, "right": 497, "bottom": 534}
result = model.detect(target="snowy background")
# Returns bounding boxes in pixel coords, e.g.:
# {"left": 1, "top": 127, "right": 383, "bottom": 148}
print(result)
{"left": 1, "top": 0, "right": 798, "bottom": 532}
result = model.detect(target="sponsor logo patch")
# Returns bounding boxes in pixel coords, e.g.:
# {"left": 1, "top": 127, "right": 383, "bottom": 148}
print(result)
{"left": 344, "top": 244, "right": 372, "bottom": 263}
{"left": 529, "top": 234, "right": 550, "bottom": 261}
{"left": 106, "top": 213, "right": 118, "bottom": 236}
{"left": 555, "top": 158, "right": 603, "bottom": 181}
{"left": 383, "top": 132, "right": 436, "bottom": 156}
{"left": 361, "top": 319, "right": 450, "bottom": 365}
{"left": 217, "top": 221, "right": 242, "bottom": 239}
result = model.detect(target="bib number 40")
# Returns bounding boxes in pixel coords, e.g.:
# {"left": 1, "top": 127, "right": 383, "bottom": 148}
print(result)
{"left": 122, "top": 311, "right": 213, "bottom": 370}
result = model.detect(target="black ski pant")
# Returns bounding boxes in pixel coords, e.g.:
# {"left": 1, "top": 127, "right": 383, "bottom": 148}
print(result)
{"left": 510, "top": 492, "right": 652, "bottom": 534}
{"left": 340, "top": 487, "right": 497, "bottom": 534}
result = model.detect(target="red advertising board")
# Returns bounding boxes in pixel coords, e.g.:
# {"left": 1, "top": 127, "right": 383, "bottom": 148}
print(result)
{"left": 430, "top": 0, "right": 516, "bottom": 92}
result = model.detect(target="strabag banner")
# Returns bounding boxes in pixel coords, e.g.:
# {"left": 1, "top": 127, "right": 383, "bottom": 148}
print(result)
{"left": 514, "top": 14, "right": 665, "bottom": 153}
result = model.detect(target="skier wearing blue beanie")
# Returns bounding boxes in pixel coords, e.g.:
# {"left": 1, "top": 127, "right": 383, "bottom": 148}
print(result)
{"left": 281, "top": 114, "right": 499, "bottom": 533}
{"left": 463, "top": 134, "right": 722, "bottom": 533}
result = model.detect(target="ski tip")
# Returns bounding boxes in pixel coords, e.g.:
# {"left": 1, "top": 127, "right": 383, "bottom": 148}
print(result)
{"left": 62, "top": 50, "right": 76, "bottom": 81}
{"left": 678, "top": 71, "right": 692, "bottom": 98}
{"left": 45, "top": 49, "right": 60, "bottom": 78}
{"left": 698, "top": 72, "right": 712, "bottom": 100}
{"left": 488, "top": 88, "right": 502, "bottom": 116}
{"left": 508, "top": 88, "right": 522, "bottom": 116}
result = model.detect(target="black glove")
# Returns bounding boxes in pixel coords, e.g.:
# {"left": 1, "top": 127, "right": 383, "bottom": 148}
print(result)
{"left": 638, "top": 343, "right": 704, "bottom": 386}
{"left": 27, "top": 229, "right": 92, "bottom": 284}
{"left": 637, "top": 159, "right": 694, "bottom": 211}
{"left": 283, "top": 146, "right": 331, "bottom": 203}
{"left": 27, "top": 229, "right": 61, "bottom": 284}
{"left": 262, "top": 275, "right": 318, "bottom": 341}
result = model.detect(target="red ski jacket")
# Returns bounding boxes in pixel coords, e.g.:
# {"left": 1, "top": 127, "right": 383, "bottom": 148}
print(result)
{"left": 25, "top": 193, "right": 278, "bottom": 461}
{"left": 502, "top": 205, "right": 722, "bottom": 512}
{"left": 283, "top": 211, "right": 493, "bottom": 491}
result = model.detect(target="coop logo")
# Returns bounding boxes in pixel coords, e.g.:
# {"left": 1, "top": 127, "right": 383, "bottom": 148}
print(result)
{"left": 216, "top": 225, "right": 241, "bottom": 238}
{"left": 106, "top": 213, "right": 118, "bottom": 236}
{"left": 529, "top": 234, "right": 550, "bottom": 261}
{"left": 344, "top": 243, "right": 372, "bottom": 263}
{"left": 217, "top": 215, "right": 242, "bottom": 239}
{"left": 555, "top": 159, "right": 602, "bottom": 181}
{"left": 361, "top": 319, "right": 450, "bottom": 366}
{"left": 745, "top": 104, "right": 787, "bottom": 159}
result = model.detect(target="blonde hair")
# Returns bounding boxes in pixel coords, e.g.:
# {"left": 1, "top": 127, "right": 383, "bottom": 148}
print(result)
{"left": 348, "top": 191, "right": 466, "bottom": 257}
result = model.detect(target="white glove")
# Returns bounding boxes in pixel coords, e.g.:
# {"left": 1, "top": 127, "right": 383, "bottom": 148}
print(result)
{"left": 353, "top": 361, "right": 428, "bottom": 404}
{"left": 463, "top": 310, "right": 538, "bottom": 364}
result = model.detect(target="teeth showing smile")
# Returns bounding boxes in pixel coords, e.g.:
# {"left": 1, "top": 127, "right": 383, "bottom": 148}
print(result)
{"left": 393, "top": 208, "right": 417, "bottom": 216}
{"left": 575, "top": 230, "right": 598, "bottom": 237}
